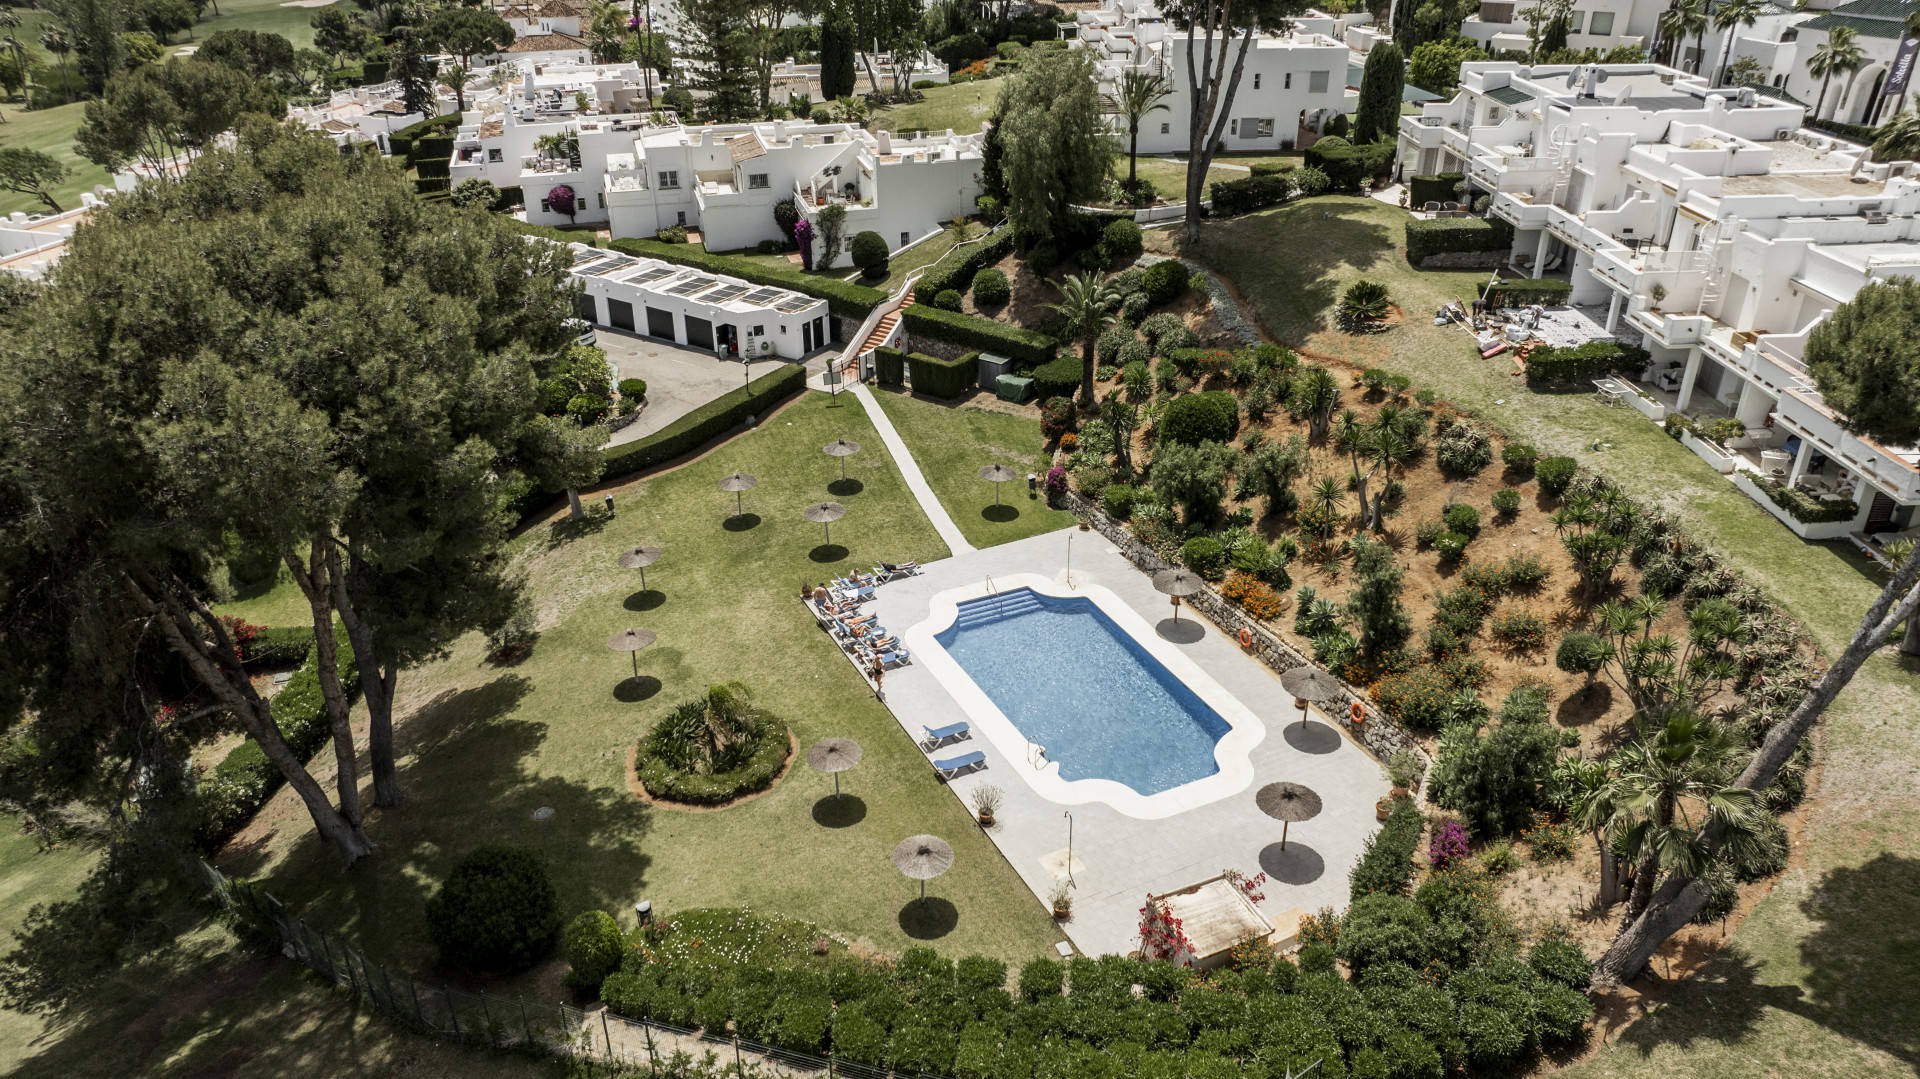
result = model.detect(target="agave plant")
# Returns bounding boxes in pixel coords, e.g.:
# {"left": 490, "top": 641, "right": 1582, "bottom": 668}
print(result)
{"left": 1338, "top": 279, "right": 1391, "bottom": 330}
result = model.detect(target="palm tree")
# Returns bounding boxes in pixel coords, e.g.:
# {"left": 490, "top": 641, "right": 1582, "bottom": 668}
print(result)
{"left": 692, "top": 681, "right": 760, "bottom": 769}
{"left": 438, "top": 64, "right": 471, "bottom": 111}
{"left": 1659, "top": 0, "right": 1708, "bottom": 72}
{"left": 1873, "top": 109, "right": 1920, "bottom": 163}
{"left": 1810, "top": 26, "right": 1867, "bottom": 120}
{"left": 39, "top": 28, "right": 72, "bottom": 104}
{"left": 1682, "top": 0, "right": 1711, "bottom": 74}
{"left": 1593, "top": 710, "right": 1764, "bottom": 917}
{"left": 1042, "top": 271, "right": 1122, "bottom": 406}
{"left": 1307, "top": 476, "right": 1347, "bottom": 540}
{"left": 587, "top": 1, "right": 627, "bottom": 63}
{"left": 1115, "top": 69, "right": 1171, "bottom": 187}
{"left": 1362, "top": 422, "right": 1412, "bottom": 529}
{"left": 1293, "top": 367, "right": 1342, "bottom": 440}
{"left": 1334, "top": 408, "right": 1365, "bottom": 481}
{"left": 1710, "top": 0, "right": 1763, "bottom": 87}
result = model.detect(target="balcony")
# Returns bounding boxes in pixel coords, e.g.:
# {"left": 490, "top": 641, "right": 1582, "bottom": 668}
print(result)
{"left": 1776, "top": 387, "right": 1920, "bottom": 504}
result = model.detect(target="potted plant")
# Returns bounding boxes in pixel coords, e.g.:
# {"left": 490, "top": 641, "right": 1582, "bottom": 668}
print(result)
{"left": 1049, "top": 880, "right": 1073, "bottom": 920}
{"left": 1387, "top": 749, "right": 1418, "bottom": 801}
{"left": 971, "top": 783, "right": 1003, "bottom": 827}
{"left": 1648, "top": 283, "right": 1667, "bottom": 313}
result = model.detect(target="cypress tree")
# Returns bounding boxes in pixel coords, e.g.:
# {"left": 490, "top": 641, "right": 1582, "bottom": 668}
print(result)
{"left": 1345, "top": 535, "right": 1410, "bottom": 658}
{"left": 819, "top": 15, "right": 856, "bottom": 102}
{"left": 1354, "top": 42, "right": 1404, "bottom": 145}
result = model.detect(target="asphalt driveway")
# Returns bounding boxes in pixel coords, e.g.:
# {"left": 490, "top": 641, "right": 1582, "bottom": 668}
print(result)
{"left": 599, "top": 330, "right": 829, "bottom": 447}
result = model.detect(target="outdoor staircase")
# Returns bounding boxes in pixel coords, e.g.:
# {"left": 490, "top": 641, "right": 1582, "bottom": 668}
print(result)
{"left": 859, "top": 293, "right": 914, "bottom": 355}
{"left": 952, "top": 587, "right": 1044, "bottom": 629}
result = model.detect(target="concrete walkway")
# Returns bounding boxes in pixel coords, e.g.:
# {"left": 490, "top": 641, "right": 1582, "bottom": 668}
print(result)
{"left": 847, "top": 381, "right": 977, "bottom": 555}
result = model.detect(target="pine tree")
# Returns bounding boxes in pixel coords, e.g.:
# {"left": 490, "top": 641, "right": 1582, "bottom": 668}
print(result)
{"left": 1354, "top": 42, "right": 1404, "bottom": 145}
{"left": 677, "top": 0, "right": 756, "bottom": 122}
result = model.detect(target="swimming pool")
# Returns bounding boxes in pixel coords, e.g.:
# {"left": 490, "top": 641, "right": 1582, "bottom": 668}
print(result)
{"left": 933, "top": 589, "right": 1233, "bottom": 796}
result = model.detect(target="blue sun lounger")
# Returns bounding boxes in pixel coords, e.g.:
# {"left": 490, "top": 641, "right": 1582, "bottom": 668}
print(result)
{"left": 920, "top": 720, "right": 971, "bottom": 750}
{"left": 932, "top": 750, "right": 986, "bottom": 779}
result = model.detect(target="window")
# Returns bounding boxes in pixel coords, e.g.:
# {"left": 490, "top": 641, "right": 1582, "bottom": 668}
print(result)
{"left": 1253, "top": 118, "right": 1275, "bottom": 138}
{"left": 596, "top": 193, "right": 605, "bottom": 208}
{"left": 1284, "top": 72, "right": 1292, "bottom": 89}
{"left": 1587, "top": 10, "right": 1614, "bottom": 34}
{"left": 900, "top": 231, "right": 909, "bottom": 246}
{"left": 1567, "top": 10, "right": 1585, "bottom": 33}
{"left": 1230, "top": 118, "right": 1238, "bottom": 135}
{"left": 1160, "top": 122, "right": 1170, "bottom": 133}
{"left": 748, "top": 172, "right": 769, "bottom": 189}
{"left": 824, "top": 134, "right": 834, "bottom": 144}
{"left": 540, "top": 198, "right": 550, "bottom": 212}
{"left": 1253, "top": 73, "right": 1261, "bottom": 89}
{"left": 752, "top": 324, "right": 764, "bottom": 335}
{"left": 488, "top": 148, "right": 503, "bottom": 162}
{"left": 1308, "top": 70, "right": 1329, "bottom": 94}
{"left": 658, "top": 170, "right": 680, "bottom": 189}
{"left": 676, "top": 211, "right": 686, "bottom": 225}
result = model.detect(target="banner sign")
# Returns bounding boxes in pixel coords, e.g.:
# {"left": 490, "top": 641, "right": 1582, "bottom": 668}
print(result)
{"left": 1885, "top": 36, "right": 1920, "bottom": 98}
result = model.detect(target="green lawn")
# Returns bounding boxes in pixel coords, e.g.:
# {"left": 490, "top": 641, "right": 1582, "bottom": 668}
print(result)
{"left": 225, "top": 389, "right": 1064, "bottom": 996}
{"left": 1195, "top": 197, "right": 1920, "bottom": 1078}
{"left": 869, "top": 388, "right": 1078, "bottom": 549}
{"left": 869, "top": 79, "right": 1004, "bottom": 136}
{"left": 1125, "top": 158, "right": 1242, "bottom": 204}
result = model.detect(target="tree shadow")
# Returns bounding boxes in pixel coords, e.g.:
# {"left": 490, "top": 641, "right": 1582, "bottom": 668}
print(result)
{"left": 614, "top": 675, "right": 663, "bottom": 703}
{"left": 543, "top": 512, "right": 611, "bottom": 550}
{"left": 1258, "top": 842, "right": 1326, "bottom": 885}
{"left": 623, "top": 589, "right": 666, "bottom": 612}
{"left": 811, "top": 795, "right": 867, "bottom": 828}
{"left": 1555, "top": 684, "right": 1614, "bottom": 726}
{"left": 899, "top": 896, "right": 959, "bottom": 939}
{"left": 722, "top": 513, "right": 761, "bottom": 532}
{"left": 809, "top": 544, "right": 849, "bottom": 564}
{"left": 981, "top": 504, "right": 1020, "bottom": 523}
{"left": 1156, "top": 618, "right": 1205, "bottom": 644}
{"left": 827, "top": 478, "right": 865, "bottom": 497}
{"left": 1282, "top": 720, "right": 1341, "bottom": 754}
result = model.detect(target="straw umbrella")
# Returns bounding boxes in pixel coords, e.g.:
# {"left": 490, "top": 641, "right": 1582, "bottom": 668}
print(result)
{"left": 823, "top": 438, "right": 861, "bottom": 481}
{"left": 617, "top": 545, "right": 662, "bottom": 592}
{"left": 718, "top": 471, "right": 757, "bottom": 517}
{"left": 606, "top": 627, "right": 657, "bottom": 680}
{"left": 892, "top": 834, "right": 954, "bottom": 901}
{"left": 1151, "top": 568, "right": 1204, "bottom": 622}
{"left": 1280, "top": 666, "right": 1342, "bottom": 731}
{"left": 807, "top": 737, "right": 862, "bottom": 798}
{"left": 978, "top": 464, "right": 1018, "bottom": 506}
{"left": 1256, "top": 781, "right": 1323, "bottom": 851}
{"left": 805, "top": 501, "right": 846, "bottom": 546}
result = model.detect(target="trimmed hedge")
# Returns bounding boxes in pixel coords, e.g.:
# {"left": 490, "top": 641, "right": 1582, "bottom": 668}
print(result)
{"left": 902, "top": 304, "right": 1054, "bottom": 364}
{"left": 1405, "top": 216, "right": 1514, "bottom": 263}
{"left": 915, "top": 226, "right": 1017, "bottom": 299}
{"left": 1159, "top": 390, "right": 1239, "bottom": 446}
{"left": 636, "top": 717, "right": 792, "bottom": 805}
{"left": 414, "top": 155, "right": 451, "bottom": 180}
{"left": 1029, "top": 354, "right": 1084, "bottom": 400}
{"left": 1303, "top": 141, "right": 1394, "bottom": 190}
{"left": 1486, "top": 278, "right": 1573, "bottom": 307}
{"left": 508, "top": 219, "right": 605, "bottom": 247}
{"left": 414, "top": 177, "right": 450, "bottom": 195}
{"left": 1523, "top": 341, "right": 1648, "bottom": 388}
{"left": 1350, "top": 796, "right": 1424, "bottom": 900}
{"left": 610, "top": 239, "right": 886, "bottom": 319}
{"left": 599, "top": 363, "right": 807, "bottom": 480}
{"left": 907, "top": 350, "right": 979, "bottom": 399}
{"left": 874, "top": 345, "right": 905, "bottom": 386}
{"left": 1409, "top": 172, "right": 1465, "bottom": 207}
{"left": 1209, "top": 173, "right": 1293, "bottom": 216}
{"left": 414, "top": 135, "right": 455, "bottom": 167}
{"left": 387, "top": 111, "right": 460, "bottom": 163}
{"left": 246, "top": 625, "right": 315, "bottom": 668}
{"left": 1752, "top": 475, "right": 1858, "bottom": 523}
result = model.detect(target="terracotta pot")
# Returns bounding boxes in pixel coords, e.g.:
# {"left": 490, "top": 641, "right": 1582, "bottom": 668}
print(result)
{"left": 1052, "top": 904, "right": 1071, "bottom": 920}
{"left": 977, "top": 811, "right": 994, "bottom": 827}
{"left": 1375, "top": 798, "right": 1391, "bottom": 821}
{"left": 1078, "top": 520, "right": 1091, "bottom": 531}
{"left": 1390, "top": 787, "right": 1411, "bottom": 801}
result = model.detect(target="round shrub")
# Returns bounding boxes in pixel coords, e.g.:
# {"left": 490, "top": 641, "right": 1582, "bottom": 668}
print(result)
{"left": 1293, "top": 164, "right": 1330, "bottom": 196}
{"left": 1028, "top": 241, "right": 1058, "bottom": 274}
{"left": 1336, "top": 893, "right": 1432, "bottom": 975}
{"left": 1432, "top": 531, "right": 1470, "bottom": 561}
{"left": 1490, "top": 609, "right": 1547, "bottom": 650}
{"left": 933, "top": 288, "right": 963, "bottom": 311}
{"left": 1096, "top": 324, "right": 1134, "bottom": 363}
{"left": 1117, "top": 339, "right": 1151, "bottom": 368}
{"left": 811, "top": 108, "right": 831, "bottom": 124}
{"left": 563, "top": 909, "right": 626, "bottom": 991}
{"left": 1527, "top": 935, "right": 1593, "bottom": 990}
{"left": 1436, "top": 421, "right": 1493, "bottom": 475}
{"left": 1101, "top": 483, "right": 1140, "bottom": 519}
{"left": 618, "top": 377, "right": 648, "bottom": 400}
{"left": 970, "top": 267, "right": 1010, "bottom": 306}
{"left": 1158, "top": 390, "right": 1239, "bottom": 446}
{"left": 1103, "top": 217, "right": 1143, "bottom": 255}
{"left": 425, "top": 847, "right": 563, "bottom": 972}
{"left": 1442, "top": 502, "right": 1480, "bottom": 536}
{"left": 1121, "top": 291, "right": 1150, "bottom": 322}
{"left": 849, "top": 230, "right": 889, "bottom": 273}
{"left": 1141, "top": 259, "right": 1190, "bottom": 305}
{"left": 1501, "top": 442, "right": 1538, "bottom": 475}
{"left": 1155, "top": 323, "right": 1200, "bottom": 355}
{"left": 1491, "top": 488, "right": 1521, "bottom": 516}
{"left": 1181, "top": 536, "right": 1227, "bottom": 579}
{"left": 1535, "top": 455, "right": 1579, "bottom": 496}
{"left": 567, "top": 393, "right": 607, "bottom": 424}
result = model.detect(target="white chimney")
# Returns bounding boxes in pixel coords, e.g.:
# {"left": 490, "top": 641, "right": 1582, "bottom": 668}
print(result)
{"left": 877, "top": 130, "right": 892, "bottom": 154}
{"left": 524, "top": 71, "right": 536, "bottom": 101}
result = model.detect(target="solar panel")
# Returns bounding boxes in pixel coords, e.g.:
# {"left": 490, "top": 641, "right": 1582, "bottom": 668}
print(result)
{"left": 622, "top": 266, "right": 676, "bottom": 284}
{"left": 583, "top": 256, "right": 638, "bottom": 276}
{"left": 776, "top": 295, "right": 817, "bottom": 313}
{"left": 572, "top": 248, "right": 606, "bottom": 265}
{"left": 667, "top": 275, "right": 717, "bottom": 296}
{"left": 741, "top": 287, "right": 785, "bottom": 306}
{"left": 700, "top": 284, "right": 751, "bottom": 304}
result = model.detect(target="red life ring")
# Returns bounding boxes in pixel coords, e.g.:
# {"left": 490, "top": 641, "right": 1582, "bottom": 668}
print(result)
{"left": 1350, "top": 701, "right": 1365, "bottom": 723}
{"left": 1238, "top": 628, "right": 1253, "bottom": 647}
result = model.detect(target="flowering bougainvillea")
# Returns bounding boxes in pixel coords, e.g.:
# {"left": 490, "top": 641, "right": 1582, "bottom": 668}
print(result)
{"left": 1044, "top": 466, "right": 1068, "bottom": 504}
{"left": 1429, "top": 819, "right": 1470, "bottom": 868}
{"left": 794, "top": 219, "right": 814, "bottom": 271}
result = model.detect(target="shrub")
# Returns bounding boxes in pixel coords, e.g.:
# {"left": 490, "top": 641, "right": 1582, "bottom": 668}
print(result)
{"left": 1159, "top": 391, "right": 1239, "bottom": 446}
{"left": 564, "top": 910, "right": 626, "bottom": 991}
{"left": 1501, "top": 442, "right": 1538, "bottom": 475}
{"left": 1337, "top": 893, "right": 1432, "bottom": 976}
{"left": 1141, "top": 259, "right": 1190, "bottom": 305}
{"left": 1209, "top": 172, "right": 1294, "bottom": 215}
{"left": 1432, "top": 531, "right": 1470, "bottom": 561}
{"left": 1103, "top": 218, "right": 1143, "bottom": 255}
{"left": 1521, "top": 812, "right": 1577, "bottom": 861}
{"left": 1404, "top": 216, "right": 1513, "bottom": 264}
{"left": 1338, "top": 279, "right": 1391, "bottom": 329}
{"left": 1427, "top": 683, "right": 1563, "bottom": 838}
{"left": 1181, "top": 536, "right": 1227, "bottom": 579}
{"left": 1528, "top": 934, "right": 1592, "bottom": 990}
{"left": 1502, "top": 552, "right": 1548, "bottom": 590}
{"left": 657, "top": 224, "right": 689, "bottom": 244}
{"left": 1428, "top": 820, "right": 1470, "bottom": 868}
{"left": 1292, "top": 164, "right": 1330, "bottom": 196}
{"left": 1096, "top": 324, "right": 1134, "bottom": 363}
{"left": 915, "top": 225, "right": 1015, "bottom": 297}
{"left": 1490, "top": 488, "right": 1520, "bottom": 516}
{"left": 1457, "top": 560, "right": 1505, "bottom": 597}
{"left": 1304, "top": 140, "right": 1394, "bottom": 190}
{"left": 1751, "top": 475, "right": 1860, "bottom": 523}
{"left": 1019, "top": 957, "right": 1064, "bottom": 1001}
{"left": 1408, "top": 172, "right": 1465, "bottom": 207}
{"left": 933, "top": 288, "right": 963, "bottom": 311}
{"left": 849, "top": 230, "right": 889, "bottom": 274}
{"left": 1489, "top": 609, "right": 1547, "bottom": 651}
{"left": 1040, "top": 395, "right": 1077, "bottom": 441}
{"left": 1436, "top": 421, "right": 1493, "bottom": 475}
{"left": 1373, "top": 663, "right": 1463, "bottom": 727}
{"left": 1101, "top": 483, "right": 1139, "bottom": 519}
{"left": 1534, "top": 456, "right": 1578, "bottom": 496}
{"left": 902, "top": 305, "right": 1053, "bottom": 364}
{"left": 1219, "top": 571, "right": 1284, "bottom": 618}
{"left": 904, "top": 349, "right": 980, "bottom": 399}
{"left": 1414, "top": 518, "right": 1444, "bottom": 547}
{"left": 1524, "top": 341, "right": 1648, "bottom": 388}
{"left": 970, "top": 267, "right": 1010, "bottom": 306}
{"left": 1350, "top": 796, "right": 1423, "bottom": 900}
{"left": 1031, "top": 355, "right": 1085, "bottom": 401}
{"left": 594, "top": 364, "right": 807, "bottom": 485}
{"left": 1442, "top": 503, "right": 1480, "bottom": 536}
{"left": 618, "top": 377, "right": 648, "bottom": 400}
{"left": 425, "top": 847, "right": 563, "bottom": 972}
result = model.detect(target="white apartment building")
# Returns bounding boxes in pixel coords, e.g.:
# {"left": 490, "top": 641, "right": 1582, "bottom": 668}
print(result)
{"left": 477, "top": 0, "right": 593, "bottom": 67}
{"left": 1400, "top": 61, "right": 1920, "bottom": 545}
{"left": 1459, "top": 0, "right": 1662, "bottom": 55}
{"left": 1072, "top": 0, "right": 1359, "bottom": 152}
{"left": 563, "top": 243, "right": 831, "bottom": 358}
{"left": 0, "top": 200, "right": 100, "bottom": 281}
{"left": 1724, "top": 0, "right": 1914, "bottom": 124}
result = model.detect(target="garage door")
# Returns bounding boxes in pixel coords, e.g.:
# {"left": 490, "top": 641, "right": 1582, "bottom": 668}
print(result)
{"left": 685, "top": 315, "right": 714, "bottom": 350}
{"left": 607, "top": 298, "right": 635, "bottom": 332}
{"left": 576, "top": 294, "right": 598, "bottom": 323}
{"left": 646, "top": 306, "right": 675, "bottom": 340}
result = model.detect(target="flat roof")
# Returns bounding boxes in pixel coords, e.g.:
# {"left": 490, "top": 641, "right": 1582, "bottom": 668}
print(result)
{"left": 1719, "top": 172, "right": 1880, "bottom": 197}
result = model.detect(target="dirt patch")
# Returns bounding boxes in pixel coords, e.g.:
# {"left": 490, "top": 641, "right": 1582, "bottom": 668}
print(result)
{"left": 622, "top": 726, "right": 798, "bottom": 812}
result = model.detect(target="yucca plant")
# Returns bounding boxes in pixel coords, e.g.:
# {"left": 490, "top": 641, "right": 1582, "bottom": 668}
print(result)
{"left": 1338, "top": 279, "right": 1391, "bottom": 330}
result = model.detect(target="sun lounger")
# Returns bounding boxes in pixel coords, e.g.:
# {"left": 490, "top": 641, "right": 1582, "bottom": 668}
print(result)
{"left": 873, "top": 561, "right": 919, "bottom": 581}
{"left": 932, "top": 749, "right": 986, "bottom": 779}
{"left": 921, "top": 720, "right": 971, "bottom": 749}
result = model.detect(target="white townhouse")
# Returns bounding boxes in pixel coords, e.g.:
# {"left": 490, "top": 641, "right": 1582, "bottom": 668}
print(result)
{"left": 1071, "top": 0, "right": 1360, "bottom": 152}
{"left": 0, "top": 200, "right": 100, "bottom": 281}
{"left": 1401, "top": 60, "right": 1920, "bottom": 547}
{"left": 562, "top": 243, "right": 832, "bottom": 357}
{"left": 1723, "top": 0, "right": 1916, "bottom": 125}
{"left": 1459, "top": 0, "right": 1662, "bottom": 56}
{"left": 291, "top": 84, "right": 454, "bottom": 154}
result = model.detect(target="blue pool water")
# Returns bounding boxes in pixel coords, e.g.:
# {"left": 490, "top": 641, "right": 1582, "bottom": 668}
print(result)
{"left": 933, "top": 589, "right": 1230, "bottom": 795}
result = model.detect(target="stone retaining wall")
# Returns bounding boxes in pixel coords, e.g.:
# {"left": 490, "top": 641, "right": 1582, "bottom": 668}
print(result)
{"left": 1058, "top": 489, "right": 1429, "bottom": 788}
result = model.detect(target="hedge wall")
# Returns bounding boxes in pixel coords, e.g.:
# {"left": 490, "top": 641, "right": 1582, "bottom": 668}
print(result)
{"left": 1486, "top": 279, "right": 1573, "bottom": 307}
{"left": 1752, "top": 475, "right": 1858, "bottom": 523}
{"left": 247, "top": 625, "right": 315, "bottom": 668}
{"left": 1523, "top": 341, "right": 1649, "bottom": 388}
{"left": 914, "top": 226, "right": 1017, "bottom": 299}
{"left": 1349, "top": 796, "right": 1423, "bottom": 900}
{"left": 1404, "top": 216, "right": 1514, "bottom": 263}
{"left": 874, "top": 345, "right": 905, "bottom": 386}
{"left": 609, "top": 239, "right": 886, "bottom": 319}
{"left": 902, "top": 304, "right": 1054, "bottom": 364}
{"left": 635, "top": 718, "right": 792, "bottom": 805}
{"left": 387, "top": 112, "right": 459, "bottom": 163}
{"left": 907, "top": 350, "right": 979, "bottom": 399}
{"left": 1409, "top": 172, "right": 1465, "bottom": 207}
{"left": 414, "top": 177, "right": 450, "bottom": 195}
{"left": 599, "top": 363, "right": 807, "bottom": 480}
{"left": 1303, "top": 141, "right": 1394, "bottom": 190}
{"left": 1029, "top": 354, "right": 1084, "bottom": 400}
{"left": 414, "top": 155, "right": 451, "bottom": 179}
{"left": 1209, "top": 173, "right": 1293, "bottom": 216}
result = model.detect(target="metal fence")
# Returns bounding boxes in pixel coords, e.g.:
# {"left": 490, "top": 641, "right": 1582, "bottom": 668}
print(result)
{"left": 194, "top": 860, "right": 918, "bottom": 1079}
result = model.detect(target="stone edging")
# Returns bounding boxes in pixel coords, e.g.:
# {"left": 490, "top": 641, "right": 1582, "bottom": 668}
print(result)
{"left": 1058, "top": 489, "right": 1429, "bottom": 789}
{"left": 1136, "top": 254, "right": 1261, "bottom": 346}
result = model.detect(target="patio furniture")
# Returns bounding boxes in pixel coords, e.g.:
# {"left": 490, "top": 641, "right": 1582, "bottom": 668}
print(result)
{"left": 893, "top": 835, "right": 954, "bottom": 900}
{"left": 617, "top": 545, "right": 662, "bottom": 592}
{"left": 1256, "top": 781, "right": 1324, "bottom": 851}
{"left": 1591, "top": 377, "right": 1629, "bottom": 406}
{"left": 806, "top": 737, "right": 862, "bottom": 798}
{"left": 979, "top": 464, "right": 1019, "bottom": 506}
{"left": 1280, "top": 666, "right": 1342, "bottom": 732}
{"left": 921, "top": 721, "right": 971, "bottom": 750}
{"left": 805, "top": 501, "right": 846, "bottom": 546}
{"left": 931, "top": 750, "right": 986, "bottom": 780}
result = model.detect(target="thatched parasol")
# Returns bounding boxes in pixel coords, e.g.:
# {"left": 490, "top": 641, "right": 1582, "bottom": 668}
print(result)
{"left": 606, "top": 627, "right": 657, "bottom": 680}
{"left": 618, "top": 545, "right": 663, "bottom": 592}
{"left": 1152, "top": 568, "right": 1205, "bottom": 622}
{"left": 892, "top": 834, "right": 954, "bottom": 900}
{"left": 718, "top": 472, "right": 757, "bottom": 517}
{"left": 807, "top": 737, "right": 862, "bottom": 797}
{"left": 1256, "top": 781, "right": 1323, "bottom": 851}
{"left": 824, "top": 438, "right": 861, "bottom": 480}
{"left": 805, "top": 501, "right": 846, "bottom": 546}
{"left": 978, "top": 464, "right": 1019, "bottom": 506}
{"left": 1280, "top": 666, "right": 1343, "bottom": 730}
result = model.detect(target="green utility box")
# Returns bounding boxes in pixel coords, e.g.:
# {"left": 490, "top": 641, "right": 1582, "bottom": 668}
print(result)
{"left": 995, "top": 374, "right": 1033, "bottom": 403}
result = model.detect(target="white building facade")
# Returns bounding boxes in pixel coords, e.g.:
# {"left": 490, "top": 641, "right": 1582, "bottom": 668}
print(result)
{"left": 563, "top": 243, "right": 832, "bottom": 358}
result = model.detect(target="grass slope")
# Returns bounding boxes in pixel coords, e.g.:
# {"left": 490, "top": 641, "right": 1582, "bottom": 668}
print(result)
{"left": 226, "top": 390, "right": 1062, "bottom": 997}
{"left": 869, "top": 388, "right": 1078, "bottom": 549}
{"left": 869, "top": 79, "right": 1004, "bottom": 136}
{"left": 1192, "top": 195, "right": 1920, "bottom": 1078}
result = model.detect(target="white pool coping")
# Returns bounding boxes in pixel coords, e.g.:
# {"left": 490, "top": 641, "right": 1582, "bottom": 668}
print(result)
{"left": 902, "top": 572, "right": 1266, "bottom": 820}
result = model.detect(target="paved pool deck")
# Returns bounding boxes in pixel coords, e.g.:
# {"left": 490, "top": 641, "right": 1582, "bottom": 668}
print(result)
{"left": 854, "top": 528, "right": 1391, "bottom": 958}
